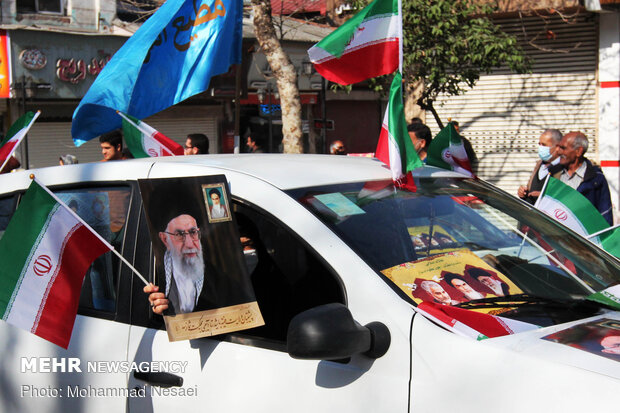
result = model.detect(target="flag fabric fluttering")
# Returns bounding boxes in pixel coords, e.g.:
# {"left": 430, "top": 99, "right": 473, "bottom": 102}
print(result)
{"left": 0, "top": 180, "right": 113, "bottom": 348}
{"left": 119, "top": 112, "right": 184, "bottom": 158}
{"left": 587, "top": 224, "right": 620, "bottom": 259}
{"left": 72, "top": 0, "right": 243, "bottom": 146}
{"left": 375, "top": 72, "right": 423, "bottom": 191}
{"left": 536, "top": 176, "right": 609, "bottom": 240}
{"left": 0, "top": 111, "right": 40, "bottom": 171}
{"left": 308, "top": 0, "right": 401, "bottom": 85}
{"left": 426, "top": 122, "right": 474, "bottom": 177}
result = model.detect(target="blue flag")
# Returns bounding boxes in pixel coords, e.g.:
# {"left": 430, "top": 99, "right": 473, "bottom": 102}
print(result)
{"left": 72, "top": 0, "right": 242, "bottom": 145}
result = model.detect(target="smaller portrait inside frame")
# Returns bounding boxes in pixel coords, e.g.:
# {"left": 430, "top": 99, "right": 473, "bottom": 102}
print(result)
{"left": 203, "top": 183, "right": 231, "bottom": 223}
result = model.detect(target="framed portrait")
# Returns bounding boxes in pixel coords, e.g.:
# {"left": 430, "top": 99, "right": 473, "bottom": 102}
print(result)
{"left": 139, "top": 175, "right": 263, "bottom": 341}
{"left": 202, "top": 183, "right": 232, "bottom": 223}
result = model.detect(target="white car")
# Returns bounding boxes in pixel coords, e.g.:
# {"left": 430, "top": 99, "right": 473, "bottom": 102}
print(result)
{"left": 1, "top": 154, "right": 619, "bottom": 413}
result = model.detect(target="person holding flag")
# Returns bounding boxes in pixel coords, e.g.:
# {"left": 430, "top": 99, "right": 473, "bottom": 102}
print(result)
{"left": 553, "top": 131, "right": 613, "bottom": 225}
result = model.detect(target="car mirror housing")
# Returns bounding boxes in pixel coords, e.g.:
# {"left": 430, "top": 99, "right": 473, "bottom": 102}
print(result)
{"left": 287, "top": 303, "right": 391, "bottom": 360}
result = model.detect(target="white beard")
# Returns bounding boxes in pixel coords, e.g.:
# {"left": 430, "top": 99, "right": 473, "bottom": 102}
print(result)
{"left": 165, "top": 240, "right": 205, "bottom": 313}
{"left": 464, "top": 290, "right": 485, "bottom": 300}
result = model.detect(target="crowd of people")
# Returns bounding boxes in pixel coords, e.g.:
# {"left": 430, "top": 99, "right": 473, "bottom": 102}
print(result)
{"left": 1, "top": 121, "right": 614, "bottom": 225}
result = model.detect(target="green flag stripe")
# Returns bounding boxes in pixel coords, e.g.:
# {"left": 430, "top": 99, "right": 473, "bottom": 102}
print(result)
{"left": 122, "top": 116, "right": 150, "bottom": 158}
{"left": 316, "top": 0, "right": 397, "bottom": 57}
{"left": 388, "top": 72, "right": 422, "bottom": 172}
{"left": 0, "top": 182, "right": 57, "bottom": 316}
{"left": 1, "top": 112, "right": 36, "bottom": 147}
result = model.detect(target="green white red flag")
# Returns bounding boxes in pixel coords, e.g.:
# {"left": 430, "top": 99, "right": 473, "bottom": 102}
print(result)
{"left": 119, "top": 112, "right": 184, "bottom": 158}
{"left": 375, "top": 72, "right": 423, "bottom": 190}
{"left": 587, "top": 224, "right": 620, "bottom": 259}
{"left": 0, "top": 111, "right": 40, "bottom": 171}
{"left": 535, "top": 177, "right": 609, "bottom": 240}
{"left": 418, "top": 301, "right": 538, "bottom": 340}
{"left": 426, "top": 122, "right": 474, "bottom": 177}
{"left": 308, "top": 0, "right": 401, "bottom": 85}
{"left": 0, "top": 180, "right": 112, "bottom": 348}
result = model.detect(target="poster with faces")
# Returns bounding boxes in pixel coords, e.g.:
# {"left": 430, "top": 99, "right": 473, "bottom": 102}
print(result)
{"left": 139, "top": 175, "right": 263, "bottom": 341}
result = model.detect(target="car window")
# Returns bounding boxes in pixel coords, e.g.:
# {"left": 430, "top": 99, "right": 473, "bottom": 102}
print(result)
{"left": 0, "top": 195, "right": 17, "bottom": 241}
{"left": 288, "top": 178, "right": 620, "bottom": 328}
{"left": 55, "top": 187, "right": 131, "bottom": 314}
{"left": 228, "top": 202, "right": 346, "bottom": 349}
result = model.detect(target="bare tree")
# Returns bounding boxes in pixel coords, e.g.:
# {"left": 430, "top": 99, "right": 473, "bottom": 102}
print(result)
{"left": 251, "top": 0, "right": 303, "bottom": 154}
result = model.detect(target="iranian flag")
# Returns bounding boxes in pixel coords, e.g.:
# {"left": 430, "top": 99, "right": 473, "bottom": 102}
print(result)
{"left": 426, "top": 122, "right": 474, "bottom": 177}
{"left": 418, "top": 301, "right": 538, "bottom": 340}
{"left": 119, "top": 112, "right": 184, "bottom": 158}
{"left": 0, "top": 111, "right": 40, "bottom": 171}
{"left": 536, "top": 177, "right": 609, "bottom": 240}
{"left": 0, "top": 180, "right": 112, "bottom": 348}
{"left": 308, "top": 0, "right": 401, "bottom": 85}
{"left": 588, "top": 224, "right": 620, "bottom": 259}
{"left": 375, "top": 72, "right": 423, "bottom": 190}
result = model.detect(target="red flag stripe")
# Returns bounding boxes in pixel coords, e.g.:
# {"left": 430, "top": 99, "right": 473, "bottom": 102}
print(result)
{"left": 33, "top": 224, "right": 111, "bottom": 348}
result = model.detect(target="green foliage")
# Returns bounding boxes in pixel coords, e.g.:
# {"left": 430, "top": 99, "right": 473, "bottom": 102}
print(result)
{"left": 401, "top": 0, "right": 530, "bottom": 111}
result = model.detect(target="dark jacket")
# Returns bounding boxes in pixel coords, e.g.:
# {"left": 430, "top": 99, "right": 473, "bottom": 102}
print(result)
{"left": 524, "top": 160, "right": 563, "bottom": 205}
{"left": 554, "top": 158, "right": 613, "bottom": 225}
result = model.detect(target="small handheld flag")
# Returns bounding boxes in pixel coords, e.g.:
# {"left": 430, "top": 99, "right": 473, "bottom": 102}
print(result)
{"left": 375, "top": 72, "right": 422, "bottom": 191}
{"left": 426, "top": 122, "right": 474, "bottom": 177}
{"left": 536, "top": 176, "right": 609, "bottom": 240}
{"left": 119, "top": 112, "right": 184, "bottom": 158}
{"left": 0, "top": 111, "right": 40, "bottom": 172}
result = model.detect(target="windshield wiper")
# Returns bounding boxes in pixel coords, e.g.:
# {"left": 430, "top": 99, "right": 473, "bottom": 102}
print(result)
{"left": 454, "top": 293, "right": 611, "bottom": 311}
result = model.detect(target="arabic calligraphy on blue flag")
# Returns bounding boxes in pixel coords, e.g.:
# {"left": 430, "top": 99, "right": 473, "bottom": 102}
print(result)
{"left": 71, "top": 0, "right": 242, "bottom": 146}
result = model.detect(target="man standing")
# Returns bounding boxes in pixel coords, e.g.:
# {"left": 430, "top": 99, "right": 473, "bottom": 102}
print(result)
{"left": 184, "top": 133, "right": 210, "bottom": 155}
{"left": 99, "top": 130, "right": 123, "bottom": 161}
{"left": 554, "top": 131, "right": 613, "bottom": 225}
{"left": 518, "top": 129, "right": 563, "bottom": 204}
{"left": 246, "top": 134, "right": 265, "bottom": 153}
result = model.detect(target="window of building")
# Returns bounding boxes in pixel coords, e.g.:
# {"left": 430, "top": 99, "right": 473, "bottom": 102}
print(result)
{"left": 16, "top": 0, "right": 64, "bottom": 14}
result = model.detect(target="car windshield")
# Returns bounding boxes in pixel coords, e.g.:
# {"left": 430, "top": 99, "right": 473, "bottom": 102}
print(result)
{"left": 287, "top": 177, "right": 620, "bottom": 326}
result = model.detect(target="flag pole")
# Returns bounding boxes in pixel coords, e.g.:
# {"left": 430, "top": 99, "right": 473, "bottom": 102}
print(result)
{"left": 518, "top": 174, "right": 552, "bottom": 256}
{"left": 0, "top": 111, "right": 41, "bottom": 172}
{"left": 32, "top": 176, "right": 150, "bottom": 287}
{"left": 587, "top": 223, "right": 620, "bottom": 239}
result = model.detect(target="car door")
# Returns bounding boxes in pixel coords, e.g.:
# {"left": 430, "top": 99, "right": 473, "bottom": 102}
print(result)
{"left": 0, "top": 183, "right": 138, "bottom": 413}
{"left": 126, "top": 171, "right": 414, "bottom": 413}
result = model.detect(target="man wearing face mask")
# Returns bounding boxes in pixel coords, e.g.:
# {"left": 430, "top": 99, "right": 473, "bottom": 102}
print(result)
{"left": 407, "top": 122, "right": 433, "bottom": 162}
{"left": 517, "top": 129, "right": 563, "bottom": 204}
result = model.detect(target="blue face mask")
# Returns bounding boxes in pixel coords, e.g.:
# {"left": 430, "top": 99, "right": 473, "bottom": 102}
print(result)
{"left": 538, "top": 145, "right": 552, "bottom": 161}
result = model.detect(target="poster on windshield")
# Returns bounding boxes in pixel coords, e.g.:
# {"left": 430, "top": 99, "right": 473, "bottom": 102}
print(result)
{"left": 542, "top": 318, "right": 620, "bottom": 362}
{"left": 139, "top": 175, "right": 264, "bottom": 341}
{"left": 382, "top": 250, "right": 521, "bottom": 310}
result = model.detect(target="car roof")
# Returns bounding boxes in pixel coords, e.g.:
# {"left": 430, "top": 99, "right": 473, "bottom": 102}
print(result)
{"left": 0, "top": 154, "right": 466, "bottom": 193}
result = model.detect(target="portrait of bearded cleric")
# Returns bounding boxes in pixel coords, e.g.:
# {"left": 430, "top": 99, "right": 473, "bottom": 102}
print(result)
{"left": 139, "top": 176, "right": 261, "bottom": 319}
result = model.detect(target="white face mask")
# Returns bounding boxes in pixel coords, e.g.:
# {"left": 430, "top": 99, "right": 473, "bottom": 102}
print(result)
{"left": 538, "top": 145, "right": 552, "bottom": 161}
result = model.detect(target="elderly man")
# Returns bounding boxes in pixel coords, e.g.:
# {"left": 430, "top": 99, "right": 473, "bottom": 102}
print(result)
{"left": 144, "top": 211, "right": 228, "bottom": 315}
{"left": 518, "top": 129, "right": 563, "bottom": 204}
{"left": 553, "top": 131, "right": 613, "bottom": 225}
{"left": 420, "top": 280, "right": 460, "bottom": 305}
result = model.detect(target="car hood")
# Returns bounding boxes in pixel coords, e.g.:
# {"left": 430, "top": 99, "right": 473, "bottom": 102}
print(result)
{"left": 411, "top": 311, "right": 620, "bottom": 412}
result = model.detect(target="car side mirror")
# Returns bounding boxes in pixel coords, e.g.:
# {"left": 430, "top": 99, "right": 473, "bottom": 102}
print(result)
{"left": 287, "top": 303, "right": 390, "bottom": 360}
